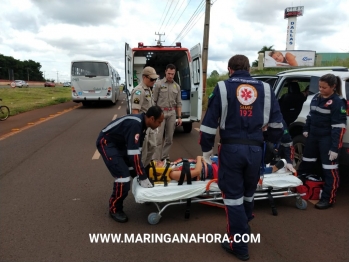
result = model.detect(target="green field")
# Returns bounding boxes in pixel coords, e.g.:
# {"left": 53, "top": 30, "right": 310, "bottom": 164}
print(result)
{"left": 0, "top": 86, "right": 71, "bottom": 116}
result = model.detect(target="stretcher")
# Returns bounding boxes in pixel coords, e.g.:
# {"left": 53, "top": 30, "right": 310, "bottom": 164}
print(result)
{"left": 132, "top": 168, "right": 306, "bottom": 225}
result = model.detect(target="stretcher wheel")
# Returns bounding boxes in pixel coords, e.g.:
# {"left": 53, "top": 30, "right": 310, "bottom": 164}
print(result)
{"left": 296, "top": 198, "right": 307, "bottom": 210}
{"left": 148, "top": 212, "right": 161, "bottom": 225}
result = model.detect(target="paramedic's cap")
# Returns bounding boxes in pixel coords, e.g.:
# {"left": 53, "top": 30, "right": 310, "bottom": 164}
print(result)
{"left": 142, "top": 67, "right": 159, "bottom": 79}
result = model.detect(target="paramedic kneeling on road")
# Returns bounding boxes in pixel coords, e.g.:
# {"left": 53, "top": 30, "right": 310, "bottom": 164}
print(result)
{"left": 199, "top": 55, "right": 283, "bottom": 261}
{"left": 298, "top": 73, "right": 347, "bottom": 210}
{"left": 96, "top": 106, "right": 164, "bottom": 223}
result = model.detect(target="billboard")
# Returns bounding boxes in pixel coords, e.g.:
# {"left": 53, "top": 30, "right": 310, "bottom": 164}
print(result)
{"left": 264, "top": 50, "right": 316, "bottom": 68}
{"left": 284, "top": 6, "right": 304, "bottom": 18}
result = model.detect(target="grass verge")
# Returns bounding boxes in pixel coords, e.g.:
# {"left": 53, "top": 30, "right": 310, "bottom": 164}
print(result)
{"left": 0, "top": 86, "right": 71, "bottom": 116}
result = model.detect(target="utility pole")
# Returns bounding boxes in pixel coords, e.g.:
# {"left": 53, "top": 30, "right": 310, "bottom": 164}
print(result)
{"left": 56, "top": 71, "right": 59, "bottom": 84}
{"left": 202, "top": 0, "right": 211, "bottom": 96}
{"left": 155, "top": 32, "right": 165, "bottom": 46}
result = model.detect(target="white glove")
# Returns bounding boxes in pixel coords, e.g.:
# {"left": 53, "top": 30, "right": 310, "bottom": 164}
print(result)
{"left": 139, "top": 178, "right": 153, "bottom": 188}
{"left": 286, "top": 163, "right": 296, "bottom": 173}
{"left": 203, "top": 150, "right": 213, "bottom": 165}
{"left": 303, "top": 132, "right": 308, "bottom": 137}
{"left": 328, "top": 151, "right": 338, "bottom": 161}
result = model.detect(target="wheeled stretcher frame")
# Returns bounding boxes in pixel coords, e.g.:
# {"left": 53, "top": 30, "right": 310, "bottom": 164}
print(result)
{"left": 132, "top": 170, "right": 307, "bottom": 225}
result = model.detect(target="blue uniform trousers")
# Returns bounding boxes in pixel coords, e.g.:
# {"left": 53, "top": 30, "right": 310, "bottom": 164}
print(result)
{"left": 298, "top": 135, "right": 339, "bottom": 203}
{"left": 218, "top": 144, "right": 262, "bottom": 254}
{"left": 97, "top": 137, "right": 131, "bottom": 213}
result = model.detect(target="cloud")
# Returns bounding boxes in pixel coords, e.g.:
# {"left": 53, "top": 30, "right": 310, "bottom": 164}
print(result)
{"left": 31, "top": 0, "right": 121, "bottom": 26}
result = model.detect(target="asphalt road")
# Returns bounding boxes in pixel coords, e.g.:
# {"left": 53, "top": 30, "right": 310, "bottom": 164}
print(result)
{"left": 0, "top": 94, "right": 348, "bottom": 262}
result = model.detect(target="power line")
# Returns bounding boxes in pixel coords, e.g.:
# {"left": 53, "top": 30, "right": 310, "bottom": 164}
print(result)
{"left": 171, "top": 0, "right": 205, "bottom": 44}
{"left": 162, "top": 0, "right": 182, "bottom": 34}
{"left": 167, "top": 0, "right": 192, "bottom": 42}
{"left": 173, "top": 0, "right": 205, "bottom": 42}
{"left": 158, "top": 0, "right": 174, "bottom": 33}
{"left": 178, "top": 9, "right": 205, "bottom": 42}
{"left": 158, "top": 0, "right": 171, "bottom": 32}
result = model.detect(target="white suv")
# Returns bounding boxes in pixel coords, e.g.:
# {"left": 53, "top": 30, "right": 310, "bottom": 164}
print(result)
{"left": 253, "top": 67, "right": 349, "bottom": 169}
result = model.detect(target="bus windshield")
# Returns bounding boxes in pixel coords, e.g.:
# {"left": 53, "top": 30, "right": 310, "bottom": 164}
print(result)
{"left": 71, "top": 62, "right": 109, "bottom": 76}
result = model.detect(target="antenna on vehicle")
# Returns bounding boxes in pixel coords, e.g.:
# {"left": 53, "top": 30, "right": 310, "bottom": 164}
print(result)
{"left": 155, "top": 32, "right": 165, "bottom": 46}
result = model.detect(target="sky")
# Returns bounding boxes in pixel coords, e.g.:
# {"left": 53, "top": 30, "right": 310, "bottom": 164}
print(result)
{"left": 1, "top": 0, "right": 349, "bottom": 83}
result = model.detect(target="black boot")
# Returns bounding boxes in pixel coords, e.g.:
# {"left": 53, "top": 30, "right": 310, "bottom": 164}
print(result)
{"left": 221, "top": 242, "right": 250, "bottom": 261}
{"left": 109, "top": 211, "right": 129, "bottom": 223}
{"left": 315, "top": 199, "right": 333, "bottom": 210}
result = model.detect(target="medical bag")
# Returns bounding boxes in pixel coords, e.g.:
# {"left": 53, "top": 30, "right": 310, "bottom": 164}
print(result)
{"left": 148, "top": 160, "right": 172, "bottom": 186}
{"left": 296, "top": 179, "right": 325, "bottom": 200}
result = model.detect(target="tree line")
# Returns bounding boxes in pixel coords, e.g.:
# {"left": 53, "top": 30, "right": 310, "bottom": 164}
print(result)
{"left": 0, "top": 54, "right": 45, "bottom": 81}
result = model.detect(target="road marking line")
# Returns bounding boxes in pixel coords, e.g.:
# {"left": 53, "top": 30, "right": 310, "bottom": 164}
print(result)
{"left": 0, "top": 105, "right": 82, "bottom": 141}
{"left": 195, "top": 128, "right": 200, "bottom": 132}
{"left": 92, "top": 114, "right": 117, "bottom": 160}
{"left": 118, "top": 106, "right": 121, "bottom": 110}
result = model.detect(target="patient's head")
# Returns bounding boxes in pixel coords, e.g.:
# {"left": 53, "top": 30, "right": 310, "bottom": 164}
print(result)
{"left": 154, "top": 160, "right": 165, "bottom": 167}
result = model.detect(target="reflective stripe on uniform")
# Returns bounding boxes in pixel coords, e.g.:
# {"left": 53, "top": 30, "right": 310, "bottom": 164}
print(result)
{"left": 269, "top": 122, "right": 283, "bottom": 128}
{"left": 102, "top": 116, "right": 141, "bottom": 132}
{"left": 115, "top": 177, "right": 130, "bottom": 182}
{"left": 129, "top": 167, "right": 134, "bottom": 170}
{"left": 310, "top": 106, "right": 331, "bottom": 114}
{"left": 128, "top": 149, "right": 141, "bottom": 155}
{"left": 262, "top": 82, "right": 271, "bottom": 126}
{"left": 332, "top": 123, "right": 346, "bottom": 128}
{"left": 244, "top": 195, "right": 254, "bottom": 202}
{"left": 280, "top": 142, "right": 293, "bottom": 147}
{"left": 322, "top": 164, "right": 338, "bottom": 169}
{"left": 223, "top": 196, "right": 244, "bottom": 206}
{"left": 218, "top": 81, "right": 228, "bottom": 130}
{"left": 303, "top": 157, "right": 317, "bottom": 162}
{"left": 200, "top": 125, "right": 217, "bottom": 135}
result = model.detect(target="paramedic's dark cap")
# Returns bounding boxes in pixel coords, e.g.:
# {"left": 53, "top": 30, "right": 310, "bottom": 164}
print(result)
{"left": 142, "top": 67, "right": 159, "bottom": 79}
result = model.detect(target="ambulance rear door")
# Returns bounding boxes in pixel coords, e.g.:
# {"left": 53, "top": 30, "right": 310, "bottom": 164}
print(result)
{"left": 190, "top": 43, "right": 203, "bottom": 121}
{"left": 125, "top": 42, "right": 133, "bottom": 114}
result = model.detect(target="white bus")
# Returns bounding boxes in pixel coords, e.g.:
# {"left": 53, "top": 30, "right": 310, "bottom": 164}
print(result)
{"left": 71, "top": 60, "right": 121, "bottom": 106}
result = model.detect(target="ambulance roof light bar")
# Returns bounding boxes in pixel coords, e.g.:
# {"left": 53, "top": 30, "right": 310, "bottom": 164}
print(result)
{"left": 176, "top": 42, "right": 181, "bottom": 48}
{"left": 138, "top": 42, "right": 144, "bottom": 48}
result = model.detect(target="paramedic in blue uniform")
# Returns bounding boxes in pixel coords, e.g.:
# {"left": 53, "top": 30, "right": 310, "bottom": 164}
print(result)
{"left": 96, "top": 106, "right": 164, "bottom": 223}
{"left": 199, "top": 55, "right": 283, "bottom": 261}
{"left": 298, "top": 73, "right": 347, "bottom": 209}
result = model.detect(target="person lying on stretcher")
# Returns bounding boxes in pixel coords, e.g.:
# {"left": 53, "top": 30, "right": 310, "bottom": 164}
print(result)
{"left": 151, "top": 154, "right": 288, "bottom": 182}
{"left": 152, "top": 156, "right": 218, "bottom": 181}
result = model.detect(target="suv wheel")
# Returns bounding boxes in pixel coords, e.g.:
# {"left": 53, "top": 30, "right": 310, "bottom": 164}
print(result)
{"left": 293, "top": 134, "right": 306, "bottom": 170}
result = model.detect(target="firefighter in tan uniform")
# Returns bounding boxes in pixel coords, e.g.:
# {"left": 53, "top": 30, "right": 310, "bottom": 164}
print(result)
{"left": 130, "top": 67, "right": 159, "bottom": 167}
{"left": 152, "top": 64, "right": 182, "bottom": 160}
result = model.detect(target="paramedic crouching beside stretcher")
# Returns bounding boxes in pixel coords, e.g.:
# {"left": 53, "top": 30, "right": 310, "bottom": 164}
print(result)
{"left": 199, "top": 55, "right": 283, "bottom": 261}
{"left": 96, "top": 106, "right": 164, "bottom": 223}
{"left": 298, "top": 73, "right": 347, "bottom": 210}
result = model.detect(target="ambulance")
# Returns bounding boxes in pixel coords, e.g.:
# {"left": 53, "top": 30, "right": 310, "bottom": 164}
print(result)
{"left": 124, "top": 41, "right": 203, "bottom": 133}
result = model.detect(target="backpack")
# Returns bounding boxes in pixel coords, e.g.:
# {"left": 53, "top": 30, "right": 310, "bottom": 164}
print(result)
{"left": 296, "top": 179, "right": 325, "bottom": 200}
